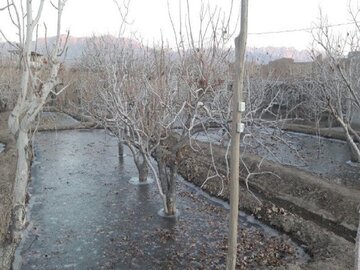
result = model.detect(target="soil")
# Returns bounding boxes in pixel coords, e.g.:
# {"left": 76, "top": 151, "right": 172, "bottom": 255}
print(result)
{"left": 34, "top": 110, "right": 96, "bottom": 132}
{"left": 283, "top": 123, "right": 360, "bottom": 142}
{"left": 170, "top": 136, "right": 357, "bottom": 269}
{"left": 0, "top": 112, "right": 17, "bottom": 269}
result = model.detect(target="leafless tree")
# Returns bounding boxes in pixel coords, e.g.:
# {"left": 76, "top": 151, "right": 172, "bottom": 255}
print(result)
{"left": 311, "top": 6, "right": 360, "bottom": 162}
{"left": 0, "top": 54, "right": 18, "bottom": 112}
{"left": 1, "top": 0, "right": 68, "bottom": 235}
{"left": 309, "top": 4, "right": 360, "bottom": 269}
{"left": 78, "top": 0, "right": 241, "bottom": 217}
{"left": 81, "top": 36, "right": 181, "bottom": 213}
{"left": 81, "top": 36, "right": 152, "bottom": 182}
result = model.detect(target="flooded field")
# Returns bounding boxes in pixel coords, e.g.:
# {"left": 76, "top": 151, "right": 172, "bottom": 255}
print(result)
{"left": 14, "top": 129, "right": 307, "bottom": 269}
{"left": 244, "top": 128, "right": 360, "bottom": 188}
{"left": 194, "top": 127, "right": 360, "bottom": 189}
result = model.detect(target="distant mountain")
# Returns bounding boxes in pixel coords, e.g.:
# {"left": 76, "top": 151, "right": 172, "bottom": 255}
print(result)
{"left": 0, "top": 35, "right": 143, "bottom": 65}
{"left": 0, "top": 36, "right": 312, "bottom": 65}
{"left": 37, "top": 35, "right": 89, "bottom": 62}
{"left": 34, "top": 35, "right": 143, "bottom": 64}
{"left": 0, "top": 35, "right": 88, "bottom": 63}
{"left": 246, "top": 46, "right": 312, "bottom": 64}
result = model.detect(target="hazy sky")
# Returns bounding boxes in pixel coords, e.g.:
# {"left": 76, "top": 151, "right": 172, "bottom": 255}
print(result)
{"left": 0, "top": 0, "right": 354, "bottom": 50}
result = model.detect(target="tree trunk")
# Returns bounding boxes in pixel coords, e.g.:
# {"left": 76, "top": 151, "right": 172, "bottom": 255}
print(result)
{"left": 356, "top": 211, "right": 360, "bottom": 270}
{"left": 164, "top": 168, "right": 176, "bottom": 216}
{"left": 118, "top": 141, "right": 124, "bottom": 157}
{"left": 138, "top": 161, "right": 149, "bottom": 182}
{"left": 157, "top": 150, "right": 177, "bottom": 216}
{"left": 12, "top": 129, "right": 30, "bottom": 233}
{"left": 134, "top": 152, "right": 148, "bottom": 182}
{"left": 164, "top": 192, "right": 176, "bottom": 216}
{"left": 344, "top": 129, "right": 360, "bottom": 162}
{"left": 337, "top": 117, "right": 360, "bottom": 162}
{"left": 118, "top": 141, "right": 124, "bottom": 163}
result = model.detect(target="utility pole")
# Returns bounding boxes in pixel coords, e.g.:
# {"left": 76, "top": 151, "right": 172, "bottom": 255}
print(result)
{"left": 226, "top": 0, "right": 248, "bottom": 269}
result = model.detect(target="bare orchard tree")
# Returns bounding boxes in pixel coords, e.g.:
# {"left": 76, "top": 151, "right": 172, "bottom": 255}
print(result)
{"left": 80, "top": 37, "right": 187, "bottom": 215}
{"left": 80, "top": 1, "right": 238, "bottom": 216}
{"left": 239, "top": 65, "right": 324, "bottom": 166}
{"left": 311, "top": 5, "right": 360, "bottom": 269}
{"left": 0, "top": 54, "right": 18, "bottom": 112}
{"left": 80, "top": 36, "right": 154, "bottom": 183}
{"left": 138, "top": 0, "right": 241, "bottom": 215}
{"left": 311, "top": 7, "right": 360, "bottom": 162}
{"left": 1, "top": 0, "right": 68, "bottom": 233}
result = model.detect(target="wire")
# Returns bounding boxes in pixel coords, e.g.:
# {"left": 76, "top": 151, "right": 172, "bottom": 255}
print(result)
{"left": 249, "top": 21, "right": 357, "bottom": 35}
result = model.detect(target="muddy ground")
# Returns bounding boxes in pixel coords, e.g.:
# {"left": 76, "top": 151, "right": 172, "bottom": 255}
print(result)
{"left": 0, "top": 111, "right": 358, "bottom": 269}
{"left": 170, "top": 136, "right": 357, "bottom": 269}
{"left": 0, "top": 112, "right": 17, "bottom": 269}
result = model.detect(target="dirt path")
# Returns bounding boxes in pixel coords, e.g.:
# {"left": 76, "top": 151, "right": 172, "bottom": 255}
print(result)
{"left": 14, "top": 129, "right": 306, "bottom": 269}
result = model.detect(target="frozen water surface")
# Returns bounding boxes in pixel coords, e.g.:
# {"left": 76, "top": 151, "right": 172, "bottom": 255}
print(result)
{"left": 195, "top": 127, "right": 360, "bottom": 188}
{"left": 14, "top": 129, "right": 308, "bottom": 269}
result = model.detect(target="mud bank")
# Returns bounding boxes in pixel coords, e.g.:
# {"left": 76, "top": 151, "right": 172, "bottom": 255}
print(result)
{"left": 35, "top": 111, "right": 96, "bottom": 131}
{"left": 166, "top": 136, "right": 357, "bottom": 269}
{"left": 283, "top": 123, "right": 360, "bottom": 143}
{"left": 0, "top": 112, "right": 18, "bottom": 269}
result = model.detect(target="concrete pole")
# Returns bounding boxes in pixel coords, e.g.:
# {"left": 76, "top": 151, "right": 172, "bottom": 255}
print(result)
{"left": 226, "top": 0, "right": 248, "bottom": 269}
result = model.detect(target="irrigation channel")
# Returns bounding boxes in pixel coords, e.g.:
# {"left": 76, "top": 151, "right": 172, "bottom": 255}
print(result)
{"left": 13, "top": 129, "right": 308, "bottom": 269}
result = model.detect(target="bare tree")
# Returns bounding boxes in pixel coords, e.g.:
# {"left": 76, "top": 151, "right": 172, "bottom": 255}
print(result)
{"left": 81, "top": 37, "right": 179, "bottom": 212}
{"left": 309, "top": 4, "right": 360, "bottom": 269}
{"left": 81, "top": 36, "right": 153, "bottom": 183}
{"left": 311, "top": 6, "right": 360, "bottom": 162}
{"left": 79, "top": 0, "right": 239, "bottom": 217}
{"left": 1, "top": 0, "right": 68, "bottom": 235}
{"left": 0, "top": 54, "right": 18, "bottom": 112}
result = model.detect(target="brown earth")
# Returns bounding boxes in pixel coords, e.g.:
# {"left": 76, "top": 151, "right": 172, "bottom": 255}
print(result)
{"left": 166, "top": 135, "right": 358, "bottom": 269}
{"left": 0, "top": 112, "right": 17, "bottom": 269}
{"left": 284, "top": 123, "right": 360, "bottom": 142}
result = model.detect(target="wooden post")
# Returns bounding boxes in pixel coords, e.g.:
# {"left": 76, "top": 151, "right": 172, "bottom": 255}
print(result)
{"left": 226, "top": 0, "right": 248, "bottom": 269}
